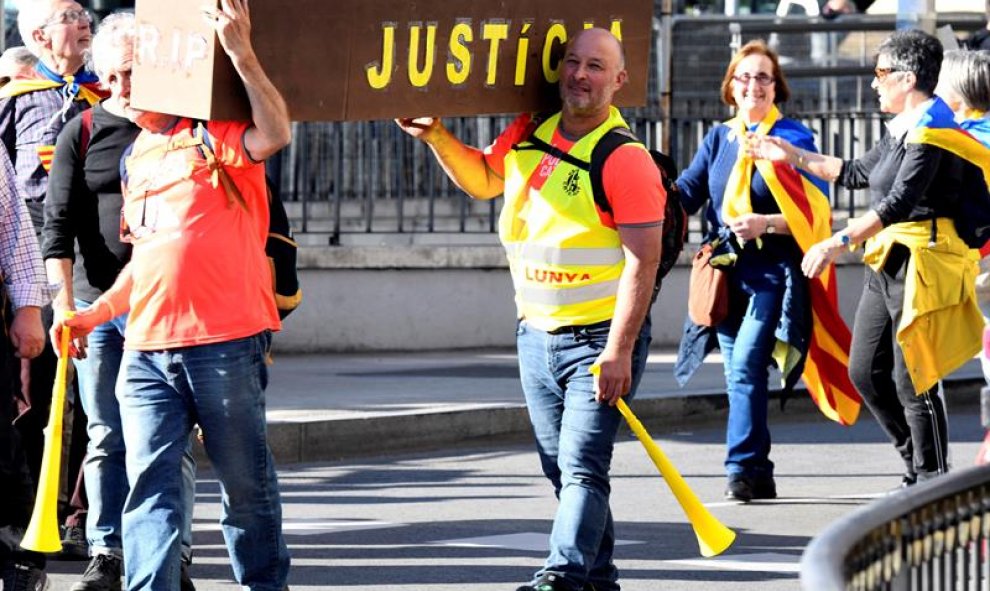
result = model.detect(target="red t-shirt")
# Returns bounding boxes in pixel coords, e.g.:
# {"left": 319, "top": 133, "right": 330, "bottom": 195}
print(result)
{"left": 121, "top": 119, "right": 279, "bottom": 350}
{"left": 483, "top": 113, "right": 665, "bottom": 227}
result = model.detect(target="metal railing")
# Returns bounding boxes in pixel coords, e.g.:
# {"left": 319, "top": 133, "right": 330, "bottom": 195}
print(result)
{"left": 801, "top": 465, "right": 990, "bottom": 591}
{"left": 272, "top": 108, "right": 885, "bottom": 244}
{"left": 268, "top": 12, "right": 984, "bottom": 244}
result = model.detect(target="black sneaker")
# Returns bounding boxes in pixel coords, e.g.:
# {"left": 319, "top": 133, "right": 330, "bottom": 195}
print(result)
{"left": 725, "top": 475, "right": 777, "bottom": 502}
{"left": 752, "top": 475, "right": 777, "bottom": 500}
{"left": 724, "top": 476, "right": 754, "bottom": 502}
{"left": 887, "top": 472, "right": 917, "bottom": 494}
{"left": 1, "top": 561, "right": 50, "bottom": 591}
{"left": 54, "top": 526, "right": 89, "bottom": 561}
{"left": 70, "top": 555, "right": 122, "bottom": 591}
{"left": 516, "top": 573, "right": 572, "bottom": 591}
{"left": 180, "top": 559, "right": 196, "bottom": 591}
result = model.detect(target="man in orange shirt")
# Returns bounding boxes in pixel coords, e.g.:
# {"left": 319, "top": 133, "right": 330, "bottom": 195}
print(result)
{"left": 397, "top": 28, "right": 664, "bottom": 591}
{"left": 58, "top": 0, "right": 292, "bottom": 589}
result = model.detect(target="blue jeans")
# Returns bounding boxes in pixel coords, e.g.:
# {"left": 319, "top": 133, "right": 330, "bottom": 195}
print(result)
{"left": 73, "top": 300, "right": 195, "bottom": 560}
{"left": 517, "top": 317, "right": 652, "bottom": 591}
{"left": 716, "top": 265, "right": 784, "bottom": 480}
{"left": 118, "top": 332, "right": 289, "bottom": 591}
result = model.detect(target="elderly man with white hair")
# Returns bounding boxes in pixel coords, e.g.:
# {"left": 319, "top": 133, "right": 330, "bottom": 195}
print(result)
{"left": 42, "top": 11, "right": 198, "bottom": 591}
{"left": 2, "top": 0, "right": 103, "bottom": 229}
{"left": 0, "top": 0, "right": 105, "bottom": 572}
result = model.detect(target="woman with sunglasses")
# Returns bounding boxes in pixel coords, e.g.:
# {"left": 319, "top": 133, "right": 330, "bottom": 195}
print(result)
{"left": 675, "top": 40, "right": 858, "bottom": 502}
{"left": 752, "top": 30, "right": 988, "bottom": 486}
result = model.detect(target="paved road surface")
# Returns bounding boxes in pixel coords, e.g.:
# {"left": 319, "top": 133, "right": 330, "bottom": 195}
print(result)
{"left": 46, "top": 406, "right": 985, "bottom": 590}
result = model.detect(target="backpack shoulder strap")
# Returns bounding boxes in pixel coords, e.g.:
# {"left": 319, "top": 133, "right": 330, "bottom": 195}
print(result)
{"left": 192, "top": 119, "right": 247, "bottom": 210}
{"left": 510, "top": 113, "right": 592, "bottom": 171}
{"left": 513, "top": 134, "right": 590, "bottom": 171}
{"left": 589, "top": 127, "right": 640, "bottom": 215}
{"left": 193, "top": 119, "right": 212, "bottom": 157}
{"left": 119, "top": 140, "right": 135, "bottom": 188}
{"left": 79, "top": 108, "right": 93, "bottom": 160}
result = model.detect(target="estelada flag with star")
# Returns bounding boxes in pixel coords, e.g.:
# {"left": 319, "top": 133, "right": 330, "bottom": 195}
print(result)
{"left": 907, "top": 98, "right": 990, "bottom": 186}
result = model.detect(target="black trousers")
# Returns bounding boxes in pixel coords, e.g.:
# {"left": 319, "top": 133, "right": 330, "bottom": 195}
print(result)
{"left": 848, "top": 245, "right": 949, "bottom": 479}
{"left": 0, "top": 297, "right": 44, "bottom": 568}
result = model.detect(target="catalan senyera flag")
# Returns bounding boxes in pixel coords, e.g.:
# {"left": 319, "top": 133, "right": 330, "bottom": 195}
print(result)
{"left": 724, "top": 105, "right": 861, "bottom": 425}
{"left": 36, "top": 145, "right": 55, "bottom": 173}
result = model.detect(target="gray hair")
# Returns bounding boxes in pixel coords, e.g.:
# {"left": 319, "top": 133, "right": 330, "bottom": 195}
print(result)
{"left": 878, "top": 29, "right": 943, "bottom": 95}
{"left": 91, "top": 12, "right": 135, "bottom": 84}
{"left": 17, "top": 0, "right": 59, "bottom": 56}
{"left": 0, "top": 46, "right": 39, "bottom": 76}
{"left": 940, "top": 49, "right": 990, "bottom": 112}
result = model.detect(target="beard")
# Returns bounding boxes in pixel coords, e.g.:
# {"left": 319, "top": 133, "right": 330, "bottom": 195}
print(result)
{"left": 560, "top": 86, "right": 605, "bottom": 117}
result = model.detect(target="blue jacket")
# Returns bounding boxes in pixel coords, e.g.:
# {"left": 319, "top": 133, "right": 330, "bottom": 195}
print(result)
{"left": 673, "top": 119, "right": 818, "bottom": 391}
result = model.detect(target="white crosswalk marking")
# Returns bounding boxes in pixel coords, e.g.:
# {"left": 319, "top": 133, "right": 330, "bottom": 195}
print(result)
{"left": 666, "top": 552, "right": 802, "bottom": 574}
{"left": 432, "top": 532, "right": 642, "bottom": 552}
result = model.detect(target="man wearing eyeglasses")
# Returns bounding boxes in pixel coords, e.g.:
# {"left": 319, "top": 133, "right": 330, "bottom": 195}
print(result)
{"left": 57, "top": 0, "right": 292, "bottom": 589}
{"left": 0, "top": 0, "right": 105, "bottom": 584}
{"left": 3, "top": 0, "right": 101, "bottom": 231}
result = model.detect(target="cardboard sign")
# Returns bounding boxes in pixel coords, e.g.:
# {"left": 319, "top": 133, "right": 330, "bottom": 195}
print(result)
{"left": 131, "top": 0, "right": 653, "bottom": 122}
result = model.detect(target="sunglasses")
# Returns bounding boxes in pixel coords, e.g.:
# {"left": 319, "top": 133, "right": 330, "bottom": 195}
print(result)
{"left": 732, "top": 72, "right": 775, "bottom": 87}
{"left": 44, "top": 8, "right": 93, "bottom": 28}
{"left": 873, "top": 66, "right": 907, "bottom": 81}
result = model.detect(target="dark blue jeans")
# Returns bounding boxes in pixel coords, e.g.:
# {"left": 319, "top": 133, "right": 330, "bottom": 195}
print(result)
{"left": 118, "top": 332, "right": 289, "bottom": 591}
{"left": 716, "top": 263, "right": 785, "bottom": 481}
{"left": 517, "top": 317, "right": 652, "bottom": 591}
{"left": 73, "top": 299, "right": 195, "bottom": 560}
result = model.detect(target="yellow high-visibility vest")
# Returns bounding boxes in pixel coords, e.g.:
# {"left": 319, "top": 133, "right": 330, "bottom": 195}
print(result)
{"left": 500, "top": 107, "right": 643, "bottom": 331}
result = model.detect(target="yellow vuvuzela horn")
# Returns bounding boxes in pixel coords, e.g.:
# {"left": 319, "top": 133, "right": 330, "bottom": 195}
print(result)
{"left": 21, "top": 314, "right": 73, "bottom": 553}
{"left": 615, "top": 398, "right": 735, "bottom": 557}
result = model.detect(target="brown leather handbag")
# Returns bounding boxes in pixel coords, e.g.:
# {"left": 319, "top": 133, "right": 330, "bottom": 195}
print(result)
{"left": 688, "top": 243, "right": 729, "bottom": 327}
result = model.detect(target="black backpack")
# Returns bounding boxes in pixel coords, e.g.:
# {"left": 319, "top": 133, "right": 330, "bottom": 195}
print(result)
{"left": 515, "top": 126, "right": 688, "bottom": 301}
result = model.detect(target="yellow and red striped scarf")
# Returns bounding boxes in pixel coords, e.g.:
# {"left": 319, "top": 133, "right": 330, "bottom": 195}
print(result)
{"left": 723, "top": 105, "right": 861, "bottom": 425}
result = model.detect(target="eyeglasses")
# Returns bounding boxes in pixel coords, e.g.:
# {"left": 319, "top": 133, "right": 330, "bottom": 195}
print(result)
{"left": 43, "top": 9, "right": 93, "bottom": 28}
{"left": 873, "top": 66, "right": 907, "bottom": 81}
{"left": 732, "top": 72, "right": 775, "bottom": 87}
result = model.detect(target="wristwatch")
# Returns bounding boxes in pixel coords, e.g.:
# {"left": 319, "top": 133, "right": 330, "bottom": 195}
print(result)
{"left": 765, "top": 216, "right": 776, "bottom": 234}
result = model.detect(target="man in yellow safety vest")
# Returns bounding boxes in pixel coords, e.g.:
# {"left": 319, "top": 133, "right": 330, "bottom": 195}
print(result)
{"left": 398, "top": 27, "right": 666, "bottom": 591}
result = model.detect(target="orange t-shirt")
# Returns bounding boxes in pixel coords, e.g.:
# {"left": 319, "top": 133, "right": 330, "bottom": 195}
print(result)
{"left": 483, "top": 113, "right": 665, "bottom": 227}
{"left": 120, "top": 119, "right": 279, "bottom": 350}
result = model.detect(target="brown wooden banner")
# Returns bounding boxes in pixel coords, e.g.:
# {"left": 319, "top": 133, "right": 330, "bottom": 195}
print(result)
{"left": 131, "top": 0, "right": 653, "bottom": 122}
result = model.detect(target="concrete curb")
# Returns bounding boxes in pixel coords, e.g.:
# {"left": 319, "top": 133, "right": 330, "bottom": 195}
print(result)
{"left": 254, "top": 377, "right": 985, "bottom": 464}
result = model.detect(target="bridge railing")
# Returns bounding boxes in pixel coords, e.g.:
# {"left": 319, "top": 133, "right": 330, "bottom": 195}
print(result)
{"left": 800, "top": 464, "right": 990, "bottom": 591}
